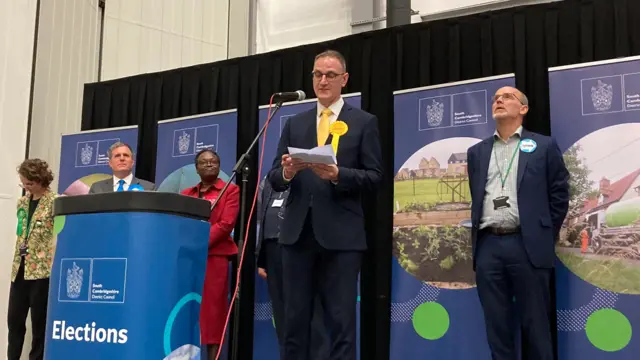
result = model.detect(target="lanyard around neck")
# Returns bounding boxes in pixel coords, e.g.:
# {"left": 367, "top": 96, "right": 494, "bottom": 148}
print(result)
{"left": 493, "top": 139, "right": 521, "bottom": 189}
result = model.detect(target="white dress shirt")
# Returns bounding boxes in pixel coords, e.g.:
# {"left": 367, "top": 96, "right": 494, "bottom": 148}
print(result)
{"left": 113, "top": 173, "right": 133, "bottom": 192}
{"left": 316, "top": 97, "right": 344, "bottom": 128}
{"left": 480, "top": 126, "right": 523, "bottom": 229}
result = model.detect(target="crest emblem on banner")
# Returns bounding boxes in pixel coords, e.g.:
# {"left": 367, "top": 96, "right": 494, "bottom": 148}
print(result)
{"left": 590, "top": 79, "right": 613, "bottom": 111}
{"left": 80, "top": 144, "right": 93, "bottom": 165}
{"left": 178, "top": 131, "right": 191, "bottom": 154}
{"left": 66, "top": 262, "right": 84, "bottom": 299}
{"left": 426, "top": 99, "right": 444, "bottom": 127}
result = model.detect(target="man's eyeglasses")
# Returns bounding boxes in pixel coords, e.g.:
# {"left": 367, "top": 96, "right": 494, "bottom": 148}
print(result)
{"left": 493, "top": 93, "right": 522, "bottom": 103}
{"left": 311, "top": 71, "right": 344, "bottom": 80}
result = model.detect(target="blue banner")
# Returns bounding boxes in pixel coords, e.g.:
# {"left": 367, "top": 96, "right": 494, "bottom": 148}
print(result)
{"left": 155, "top": 110, "right": 237, "bottom": 191}
{"left": 392, "top": 75, "right": 516, "bottom": 359}
{"left": 253, "top": 94, "right": 362, "bottom": 360}
{"left": 44, "top": 211, "right": 210, "bottom": 359}
{"left": 549, "top": 56, "right": 640, "bottom": 359}
{"left": 58, "top": 126, "right": 139, "bottom": 195}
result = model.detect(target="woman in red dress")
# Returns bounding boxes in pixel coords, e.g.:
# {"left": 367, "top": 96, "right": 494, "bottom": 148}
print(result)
{"left": 181, "top": 149, "right": 239, "bottom": 359}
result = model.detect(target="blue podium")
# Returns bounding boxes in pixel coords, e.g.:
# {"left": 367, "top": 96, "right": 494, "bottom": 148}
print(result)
{"left": 45, "top": 192, "right": 211, "bottom": 359}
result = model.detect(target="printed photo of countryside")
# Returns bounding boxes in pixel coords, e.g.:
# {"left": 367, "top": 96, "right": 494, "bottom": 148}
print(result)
{"left": 393, "top": 137, "right": 480, "bottom": 289}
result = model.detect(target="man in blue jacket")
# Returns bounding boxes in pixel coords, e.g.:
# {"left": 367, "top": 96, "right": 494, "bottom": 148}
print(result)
{"left": 268, "top": 50, "right": 383, "bottom": 360}
{"left": 255, "top": 176, "right": 328, "bottom": 359}
{"left": 467, "top": 86, "right": 569, "bottom": 360}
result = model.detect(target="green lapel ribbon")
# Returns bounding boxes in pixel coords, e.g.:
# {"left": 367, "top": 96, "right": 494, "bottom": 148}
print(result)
{"left": 17, "top": 208, "right": 26, "bottom": 237}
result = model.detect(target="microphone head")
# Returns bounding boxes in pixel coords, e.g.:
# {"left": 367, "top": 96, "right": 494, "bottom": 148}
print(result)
{"left": 274, "top": 90, "right": 306, "bottom": 102}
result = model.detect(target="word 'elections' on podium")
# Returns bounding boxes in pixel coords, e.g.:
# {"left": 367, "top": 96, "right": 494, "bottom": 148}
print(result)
{"left": 51, "top": 320, "right": 129, "bottom": 344}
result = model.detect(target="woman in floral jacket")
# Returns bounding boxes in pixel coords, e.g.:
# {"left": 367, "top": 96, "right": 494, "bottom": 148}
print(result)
{"left": 8, "top": 159, "right": 57, "bottom": 360}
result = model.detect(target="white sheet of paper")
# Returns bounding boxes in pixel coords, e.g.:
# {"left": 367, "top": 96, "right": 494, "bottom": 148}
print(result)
{"left": 272, "top": 199, "right": 284, "bottom": 207}
{"left": 287, "top": 145, "right": 337, "bottom": 165}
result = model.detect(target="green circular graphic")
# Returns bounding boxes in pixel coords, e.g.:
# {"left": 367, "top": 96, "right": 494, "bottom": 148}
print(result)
{"left": 585, "top": 308, "right": 632, "bottom": 352}
{"left": 53, "top": 216, "right": 66, "bottom": 235}
{"left": 412, "top": 302, "right": 450, "bottom": 340}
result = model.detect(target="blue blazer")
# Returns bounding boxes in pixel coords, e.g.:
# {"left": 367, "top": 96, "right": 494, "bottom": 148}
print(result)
{"left": 467, "top": 129, "right": 570, "bottom": 269}
{"left": 267, "top": 102, "right": 383, "bottom": 251}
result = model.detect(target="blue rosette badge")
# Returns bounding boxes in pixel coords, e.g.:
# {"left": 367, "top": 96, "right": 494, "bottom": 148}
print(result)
{"left": 128, "top": 184, "right": 144, "bottom": 192}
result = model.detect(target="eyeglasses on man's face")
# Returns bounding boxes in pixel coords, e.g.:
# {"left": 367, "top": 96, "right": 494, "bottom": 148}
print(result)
{"left": 492, "top": 92, "right": 522, "bottom": 103}
{"left": 311, "top": 71, "right": 344, "bottom": 81}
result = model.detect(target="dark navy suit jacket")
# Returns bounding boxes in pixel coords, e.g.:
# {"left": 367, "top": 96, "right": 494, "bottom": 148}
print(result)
{"left": 267, "top": 101, "right": 383, "bottom": 251}
{"left": 467, "top": 129, "right": 570, "bottom": 269}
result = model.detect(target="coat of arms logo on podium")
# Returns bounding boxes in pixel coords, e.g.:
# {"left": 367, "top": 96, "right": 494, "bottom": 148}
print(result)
{"left": 66, "top": 262, "right": 84, "bottom": 299}
{"left": 178, "top": 131, "right": 191, "bottom": 154}
{"left": 80, "top": 144, "right": 93, "bottom": 165}
{"left": 590, "top": 79, "right": 613, "bottom": 111}
{"left": 426, "top": 99, "right": 445, "bottom": 127}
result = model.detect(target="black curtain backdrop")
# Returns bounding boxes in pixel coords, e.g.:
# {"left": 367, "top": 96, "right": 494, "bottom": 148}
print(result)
{"left": 81, "top": 0, "right": 640, "bottom": 359}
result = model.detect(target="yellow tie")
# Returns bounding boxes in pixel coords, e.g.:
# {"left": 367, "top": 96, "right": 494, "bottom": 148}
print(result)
{"left": 318, "top": 108, "right": 332, "bottom": 146}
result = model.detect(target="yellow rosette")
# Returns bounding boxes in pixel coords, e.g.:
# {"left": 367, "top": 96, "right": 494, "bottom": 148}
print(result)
{"left": 329, "top": 120, "right": 348, "bottom": 155}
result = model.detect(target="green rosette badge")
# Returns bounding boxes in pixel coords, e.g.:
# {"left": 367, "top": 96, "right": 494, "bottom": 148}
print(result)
{"left": 16, "top": 208, "right": 26, "bottom": 236}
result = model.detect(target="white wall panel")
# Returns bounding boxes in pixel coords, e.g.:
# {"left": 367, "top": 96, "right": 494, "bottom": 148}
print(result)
{"left": 212, "top": 0, "right": 229, "bottom": 48}
{"left": 413, "top": 0, "right": 509, "bottom": 16}
{"left": 29, "top": 0, "right": 101, "bottom": 192}
{"left": 256, "top": 0, "right": 353, "bottom": 53}
{"left": 140, "top": 27, "right": 163, "bottom": 73}
{"left": 255, "top": 0, "right": 562, "bottom": 53}
{"left": 142, "top": 0, "right": 164, "bottom": 29}
{"left": 102, "top": 0, "right": 229, "bottom": 80}
{"left": 413, "top": 0, "right": 563, "bottom": 21}
{"left": 0, "top": 0, "right": 38, "bottom": 357}
{"left": 116, "top": 21, "right": 142, "bottom": 76}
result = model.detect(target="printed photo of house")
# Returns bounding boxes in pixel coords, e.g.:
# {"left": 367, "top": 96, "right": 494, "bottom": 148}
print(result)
{"left": 394, "top": 152, "right": 467, "bottom": 182}
{"left": 570, "top": 169, "right": 640, "bottom": 226}
{"left": 555, "top": 124, "right": 640, "bottom": 294}
{"left": 446, "top": 153, "right": 468, "bottom": 177}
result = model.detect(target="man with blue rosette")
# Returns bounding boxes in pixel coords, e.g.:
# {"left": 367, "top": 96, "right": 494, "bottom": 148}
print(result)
{"left": 467, "top": 86, "right": 570, "bottom": 360}
{"left": 88, "top": 142, "right": 155, "bottom": 193}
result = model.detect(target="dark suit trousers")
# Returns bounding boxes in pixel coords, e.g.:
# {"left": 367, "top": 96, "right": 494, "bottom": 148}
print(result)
{"left": 7, "top": 259, "right": 49, "bottom": 360}
{"left": 475, "top": 232, "right": 552, "bottom": 360}
{"left": 263, "top": 239, "right": 329, "bottom": 360}
{"left": 281, "top": 215, "right": 362, "bottom": 360}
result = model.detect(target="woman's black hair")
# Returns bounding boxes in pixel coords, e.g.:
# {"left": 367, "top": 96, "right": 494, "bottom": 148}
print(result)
{"left": 194, "top": 148, "right": 219, "bottom": 164}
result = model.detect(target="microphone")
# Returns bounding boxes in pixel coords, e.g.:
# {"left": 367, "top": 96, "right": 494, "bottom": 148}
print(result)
{"left": 273, "top": 90, "right": 306, "bottom": 102}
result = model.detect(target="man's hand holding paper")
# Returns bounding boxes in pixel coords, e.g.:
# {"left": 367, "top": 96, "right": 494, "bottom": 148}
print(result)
{"left": 310, "top": 163, "right": 339, "bottom": 181}
{"left": 282, "top": 145, "right": 339, "bottom": 181}
{"left": 281, "top": 154, "right": 309, "bottom": 180}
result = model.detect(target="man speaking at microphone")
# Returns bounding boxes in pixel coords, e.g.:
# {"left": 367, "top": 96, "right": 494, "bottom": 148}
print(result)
{"left": 268, "top": 50, "right": 383, "bottom": 360}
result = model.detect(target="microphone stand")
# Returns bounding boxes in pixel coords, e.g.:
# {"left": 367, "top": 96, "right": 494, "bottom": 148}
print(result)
{"left": 209, "top": 99, "right": 285, "bottom": 360}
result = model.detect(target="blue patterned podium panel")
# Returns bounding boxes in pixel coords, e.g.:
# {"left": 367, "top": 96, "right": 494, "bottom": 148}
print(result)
{"left": 44, "top": 211, "right": 210, "bottom": 359}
